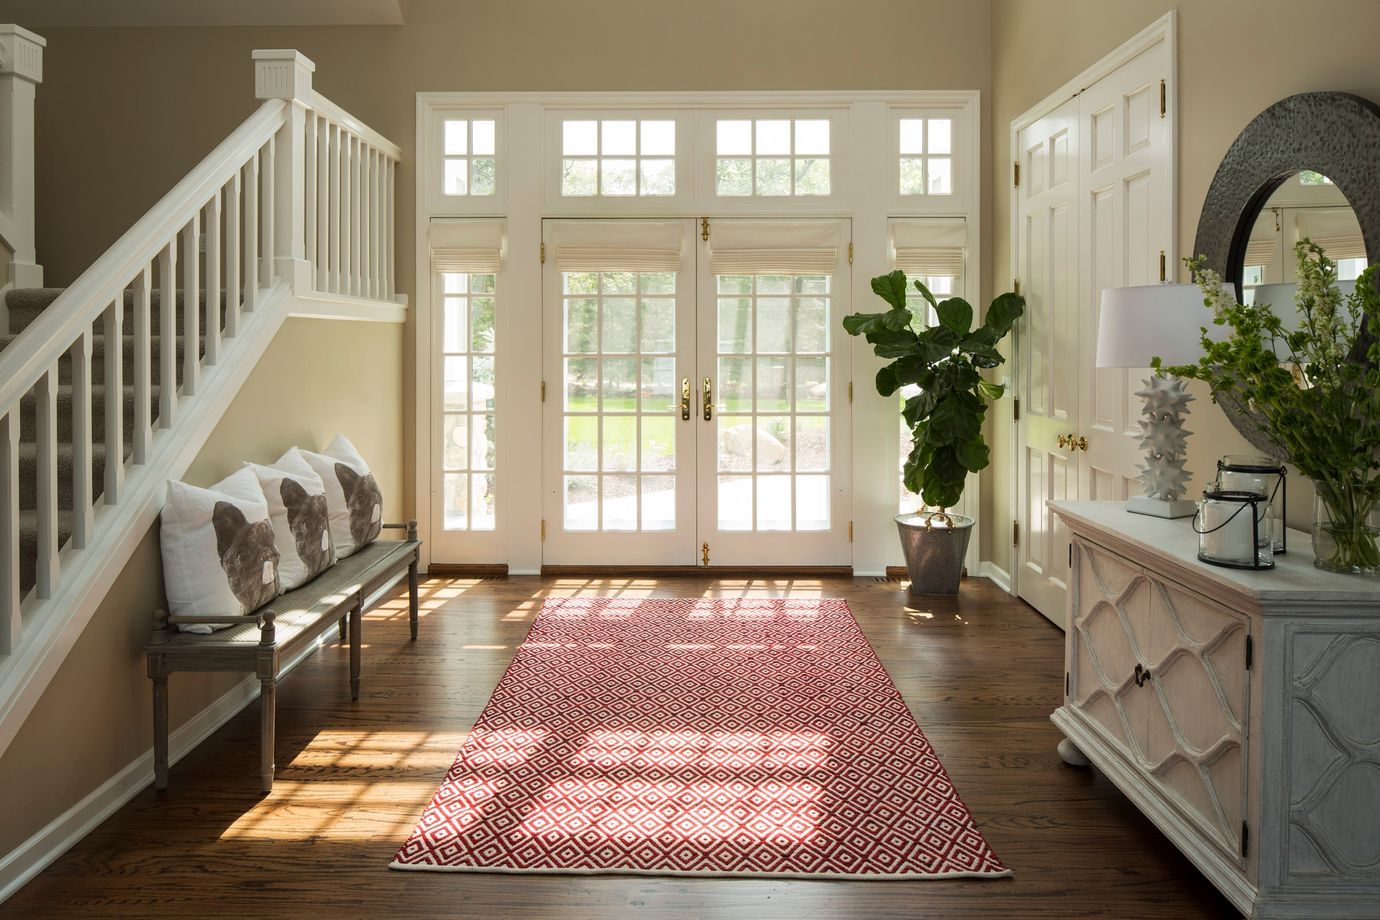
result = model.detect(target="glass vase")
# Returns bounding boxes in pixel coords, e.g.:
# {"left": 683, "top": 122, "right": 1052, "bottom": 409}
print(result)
{"left": 1311, "top": 483, "right": 1380, "bottom": 575}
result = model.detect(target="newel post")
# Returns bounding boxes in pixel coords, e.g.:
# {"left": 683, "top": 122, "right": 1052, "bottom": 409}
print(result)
{"left": 253, "top": 49, "right": 314, "bottom": 294}
{"left": 0, "top": 24, "right": 46, "bottom": 303}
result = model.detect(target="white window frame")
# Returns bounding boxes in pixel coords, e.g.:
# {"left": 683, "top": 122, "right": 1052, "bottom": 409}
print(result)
{"left": 889, "top": 106, "right": 976, "bottom": 212}
{"left": 542, "top": 109, "right": 694, "bottom": 214}
{"left": 422, "top": 106, "right": 507, "bottom": 215}
{"left": 695, "top": 109, "right": 848, "bottom": 211}
{"left": 414, "top": 91, "right": 981, "bottom": 575}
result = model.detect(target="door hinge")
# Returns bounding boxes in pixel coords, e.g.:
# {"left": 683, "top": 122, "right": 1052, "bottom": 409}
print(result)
{"left": 701, "top": 541, "right": 710, "bottom": 566}
{"left": 1160, "top": 79, "right": 1167, "bottom": 118}
{"left": 1241, "top": 820, "right": 1250, "bottom": 857}
{"left": 848, "top": 521, "right": 854, "bottom": 543}
{"left": 847, "top": 242, "right": 854, "bottom": 265}
{"left": 1069, "top": 542, "right": 1073, "bottom": 568}
{"left": 1012, "top": 277, "right": 1021, "bottom": 296}
{"left": 1012, "top": 520, "right": 1020, "bottom": 546}
{"left": 1245, "top": 633, "right": 1253, "bottom": 670}
{"left": 541, "top": 380, "right": 546, "bottom": 402}
{"left": 541, "top": 519, "right": 547, "bottom": 541}
{"left": 848, "top": 381, "right": 854, "bottom": 403}
{"left": 1159, "top": 249, "right": 1167, "bottom": 282}
{"left": 701, "top": 217, "right": 710, "bottom": 242}
{"left": 540, "top": 242, "right": 546, "bottom": 264}
{"left": 1013, "top": 161, "right": 1020, "bottom": 187}
{"left": 1013, "top": 397, "right": 1020, "bottom": 421}
{"left": 1065, "top": 671, "right": 1070, "bottom": 697}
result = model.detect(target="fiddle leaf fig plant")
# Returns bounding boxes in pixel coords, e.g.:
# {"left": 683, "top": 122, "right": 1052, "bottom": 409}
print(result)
{"left": 844, "top": 271, "right": 1025, "bottom": 510}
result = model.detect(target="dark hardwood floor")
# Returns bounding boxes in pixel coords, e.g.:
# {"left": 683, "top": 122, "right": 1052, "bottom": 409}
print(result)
{"left": 3, "top": 576, "right": 1237, "bottom": 919}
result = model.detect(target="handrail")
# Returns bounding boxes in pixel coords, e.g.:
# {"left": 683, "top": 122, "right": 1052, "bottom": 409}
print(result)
{"left": 0, "top": 99, "right": 288, "bottom": 415}
{"left": 309, "top": 90, "right": 401, "bottom": 160}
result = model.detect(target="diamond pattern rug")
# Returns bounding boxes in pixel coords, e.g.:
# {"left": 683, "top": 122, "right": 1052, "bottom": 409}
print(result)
{"left": 391, "top": 597, "right": 1010, "bottom": 879}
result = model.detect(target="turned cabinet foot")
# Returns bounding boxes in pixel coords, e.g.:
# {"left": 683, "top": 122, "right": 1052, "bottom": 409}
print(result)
{"left": 1058, "top": 737, "right": 1091, "bottom": 767}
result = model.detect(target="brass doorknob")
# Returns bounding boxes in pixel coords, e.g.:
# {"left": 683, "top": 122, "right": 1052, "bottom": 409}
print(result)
{"left": 1073, "top": 435, "right": 1088, "bottom": 451}
{"left": 1057, "top": 433, "right": 1070, "bottom": 449}
{"left": 1057, "top": 433, "right": 1089, "bottom": 451}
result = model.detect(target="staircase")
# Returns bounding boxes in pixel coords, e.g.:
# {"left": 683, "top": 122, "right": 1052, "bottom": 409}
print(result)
{"left": 0, "top": 47, "right": 402, "bottom": 760}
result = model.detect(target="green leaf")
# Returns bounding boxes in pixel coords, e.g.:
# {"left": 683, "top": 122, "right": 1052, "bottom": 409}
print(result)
{"left": 912, "top": 278, "right": 939, "bottom": 309}
{"left": 983, "top": 292, "right": 1025, "bottom": 337}
{"left": 871, "top": 271, "right": 910, "bottom": 311}
{"left": 978, "top": 379, "right": 1005, "bottom": 401}
{"left": 936, "top": 297, "right": 974, "bottom": 335}
{"left": 881, "top": 306, "right": 914, "bottom": 331}
{"left": 842, "top": 311, "right": 886, "bottom": 337}
{"left": 875, "top": 364, "right": 900, "bottom": 397}
{"left": 902, "top": 390, "right": 938, "bottom": 426}
{"left": 954, "top": 436, "right": 990, "bottom": 472}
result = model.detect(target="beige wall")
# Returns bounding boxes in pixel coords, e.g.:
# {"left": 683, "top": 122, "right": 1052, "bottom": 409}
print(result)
{"left": 0, "top": 316, "right": 404, "bottom": 855}
{"left": 983, "top": 0, "right": 1380, "bottom": 565}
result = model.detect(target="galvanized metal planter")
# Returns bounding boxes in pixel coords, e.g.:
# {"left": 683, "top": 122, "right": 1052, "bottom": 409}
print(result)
{"left": 896, "top": 512, "right": 974, "bottom": 597}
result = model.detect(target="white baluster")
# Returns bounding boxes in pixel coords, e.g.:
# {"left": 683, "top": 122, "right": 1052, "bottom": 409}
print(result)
{"left": 132, "top": 267, "right": 153, "bottom": 464}
{"left": 370, "top": 147, "right": 381, "bottom": 300}
{"left": 330, "top": 123, "right": 341, "bottom": 294}
{"left": 386, "top": 157, "right": 394, "bottom": 297}
{"left": 316, "top": 116, "right": 329, "bottom": 291}
{"left": 158, "top": 242, "right": 177, "bottom": 428}
{"left": 244, "top": 154, "right": 260, "bottom": 311}
{"left": 341, "top": 131, "right": 352, "bottom": 296}
{"left": 360, "top": 143, "right": 371, "bottom": 299}
{"left": 69, "top": 329, "right": 94, "bottom": 548}
{"left": 34, "top": 365, "right": 59, "bottom": 598}
{"left": 262, "top": 134, "right": 275, "bottom": 286}
{"left": 224, "top": 173, "right": 241, "bottom": 338}
{"left": 352, "top": 135, "right": 362, "bottom": 297}
{"left": 181, "top": 214, "right": 200, "bottom": 397}
{"left": 204, "top": 191, "right": 222, "bottom": 365}
{"left": 305, "top": 114, "right": 317, "bottom": 280}
{"left": 0, "top": 407, "right": 18, "bottom": 653}
{"left": 102, "top": 298, "right": 123, "bottom": 504}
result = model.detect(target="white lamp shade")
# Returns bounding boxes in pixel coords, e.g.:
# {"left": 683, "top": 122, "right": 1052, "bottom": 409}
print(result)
{"left": 1095, "top": 283, "right": 1218, "bottom": 368}
{"left": 1250, "top": 280, "right": 1357, "bottom": 330}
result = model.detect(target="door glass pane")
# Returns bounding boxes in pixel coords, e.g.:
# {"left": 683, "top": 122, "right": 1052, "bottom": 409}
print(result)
{"left": 559, "top": 268, "right": 681, "bottom": 533}
{"left": 713, "top": 272, "right": 833, "bottom": 532}
{"left": 440, "top": 271, "right": 497, "bottom": 531}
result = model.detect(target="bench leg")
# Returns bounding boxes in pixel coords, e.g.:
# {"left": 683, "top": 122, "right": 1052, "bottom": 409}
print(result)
{"left": 349, "top": 600, "right": 362, "bottom": 700}
{"left": 260, "top": 676, "right": 276, "bottom": 794}
{"left": 408, "top": 558, "right": 420, "bottom": 641}
{"left": 152, "top": 671, "right": 169, "bottom": 791}
{"left": 338, "top": 615, "right": 347, "bottom": 643}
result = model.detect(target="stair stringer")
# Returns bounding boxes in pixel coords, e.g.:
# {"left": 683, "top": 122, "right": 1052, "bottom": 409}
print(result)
{"left": 0, "top": 280, "right": 292, "bottom": 758}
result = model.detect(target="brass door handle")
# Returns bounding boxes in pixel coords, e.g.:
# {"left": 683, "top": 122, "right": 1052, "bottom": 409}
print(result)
{"left": 1057, "top": 433, "right": 1088, "bottom": 451}
{"left": 680, "top": 376, "right": 691, "bottom": 420}
{"left": 703, "top": 377, "right": 713, "bottom": 421}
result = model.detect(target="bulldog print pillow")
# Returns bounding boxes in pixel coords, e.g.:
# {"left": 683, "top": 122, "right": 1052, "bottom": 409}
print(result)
{"left": 299, "top": 434, "right": 384, "bottom": 560}
{"left": 161, "top": 467, "right": 281, "bottom": 633}
{"left": 245, "top": 448, "right": 335, "bottom": 592}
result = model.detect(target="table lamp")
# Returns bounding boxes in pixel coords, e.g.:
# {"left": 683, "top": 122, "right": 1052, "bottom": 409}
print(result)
{"left": 1096, "top": 283, "right": 1214, "bottom": 518}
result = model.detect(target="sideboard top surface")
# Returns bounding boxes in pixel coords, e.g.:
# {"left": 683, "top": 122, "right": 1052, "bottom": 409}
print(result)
{"left": 1051, "top": 500, "right": 1380, "bottom": 607}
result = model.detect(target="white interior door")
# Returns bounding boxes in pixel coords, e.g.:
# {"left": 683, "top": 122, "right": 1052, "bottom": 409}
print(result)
{"left": 1017, "top": 99, "right": 1080, "bottom": 627}
{"left": 542, "top": 219, "right": 698, "bottom": 565}
{"left": 695, "top": 219, "right": 851, "bottom": 566}
{"left": 1078, "top": 43, "right": 1173, "bottom": 504}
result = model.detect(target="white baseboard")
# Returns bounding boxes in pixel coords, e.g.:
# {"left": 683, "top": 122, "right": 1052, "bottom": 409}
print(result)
{"left": 978, "top": 561, "right": 1012, "bottom": 593}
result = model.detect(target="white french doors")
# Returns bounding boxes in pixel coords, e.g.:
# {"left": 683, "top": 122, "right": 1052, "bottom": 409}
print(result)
{"left": 541, "top": 218, "right": 851, "bottom": 567}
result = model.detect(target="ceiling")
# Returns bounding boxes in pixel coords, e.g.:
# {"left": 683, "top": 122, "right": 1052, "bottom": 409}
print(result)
{"left": 0, "top": 0, "right": 405, "bottom": 27}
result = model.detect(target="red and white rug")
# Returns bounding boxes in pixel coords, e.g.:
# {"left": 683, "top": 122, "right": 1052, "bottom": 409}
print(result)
{"left": 391, "top": 597, "right": 1009, "bottom": 880}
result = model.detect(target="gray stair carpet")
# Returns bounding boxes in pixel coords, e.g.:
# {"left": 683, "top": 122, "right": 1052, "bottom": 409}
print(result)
{"left": 5, "top": 287, "right": 219, "bottom": 598}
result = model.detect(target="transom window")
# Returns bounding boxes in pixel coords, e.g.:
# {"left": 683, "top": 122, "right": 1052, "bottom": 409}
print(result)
{"left": 715, "top": 119, "right": 831, "bottom": 197}
{"left": 561, "top": 119, "right": 676, "bottom": 197}
{"left": 898, "top": 117, "right": 952, "bottom": 195}
{"left": 441, "top": 271, "right": 497, "bottom": 530}
{"left": 442, "top": 119, "right": 497, "bottom": 196}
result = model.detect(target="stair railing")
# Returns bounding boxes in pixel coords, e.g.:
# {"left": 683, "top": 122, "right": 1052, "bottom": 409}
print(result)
{"left": 0, "top": 49, "right": 399, "bottom": 678}
{"left": 0, "top": 24, "right": 47, "bottom": 331}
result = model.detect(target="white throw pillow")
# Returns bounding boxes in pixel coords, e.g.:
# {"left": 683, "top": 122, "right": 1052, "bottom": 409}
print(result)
{"left": 161, "top": 467, "right": 281, "bottom": 633}
{"left": 299, "top": 434, "right": 383, "bottom": 560}
{"left": 245, "top": 448, "right": 335, "bottom": 592}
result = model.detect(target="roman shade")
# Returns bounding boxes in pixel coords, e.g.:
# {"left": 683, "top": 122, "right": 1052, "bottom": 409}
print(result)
{"left": 891, "top": 219, "right": 966, "bottom": 278}
{"left": 430, "top": 219, "right": 505, "bottom": 272}
{"left": 708, "top": 220, "right": 843, "bottom": 275}
{"left": 546, "top": 220, "right": 683, "bottom": 272}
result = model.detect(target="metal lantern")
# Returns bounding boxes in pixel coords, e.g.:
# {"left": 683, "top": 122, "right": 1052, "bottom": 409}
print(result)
{"left": 1194, "top": 488, "right": 1276, "bottom": 570}
{"left": 1215, "top": 455, "right": 1287, "bottom": 553}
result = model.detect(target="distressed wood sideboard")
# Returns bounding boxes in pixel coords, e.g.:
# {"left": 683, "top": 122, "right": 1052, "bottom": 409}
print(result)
{"left": 1050, "top": 500, "right": 1380, "bottom": 919}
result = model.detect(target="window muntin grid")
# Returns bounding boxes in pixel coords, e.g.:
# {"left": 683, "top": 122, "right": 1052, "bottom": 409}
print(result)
{"left": 715, "top": 273, "right": 832, "bottom": 531}
{"left": 898, "top": 117, "right": 953, "bottom": 196}
{"left": 560, "top": 119, "right": 677, "bottom": 197}
{"left": 561, "top": 270, "right": 679, "bottom": 531}
{"left": 442, "top": 119, "right": 497, "bottom": 196}
{"left": 441, "top": 272, "right": 497, "bottom": 530}
{"left": 714, "top": 119, "right": 832, "bottom": 197}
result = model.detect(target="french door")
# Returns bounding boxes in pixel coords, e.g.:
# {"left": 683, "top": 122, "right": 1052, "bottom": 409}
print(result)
{"left": 542, "top": 218, "right": 851, "bottom": 567}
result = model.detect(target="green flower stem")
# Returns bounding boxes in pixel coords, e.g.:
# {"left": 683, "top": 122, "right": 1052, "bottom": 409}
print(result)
{"left": 1314, "top": 478, "right": 1380, "bottom": 573}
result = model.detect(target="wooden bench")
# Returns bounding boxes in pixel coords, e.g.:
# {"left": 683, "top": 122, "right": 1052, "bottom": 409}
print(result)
{"left": 147, "top": 522, "right": 421, "bottom": 793}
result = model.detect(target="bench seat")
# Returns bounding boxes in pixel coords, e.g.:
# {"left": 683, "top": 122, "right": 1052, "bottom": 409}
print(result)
{"left": 147, "top": 523, "right": 420, "bottom": 793}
